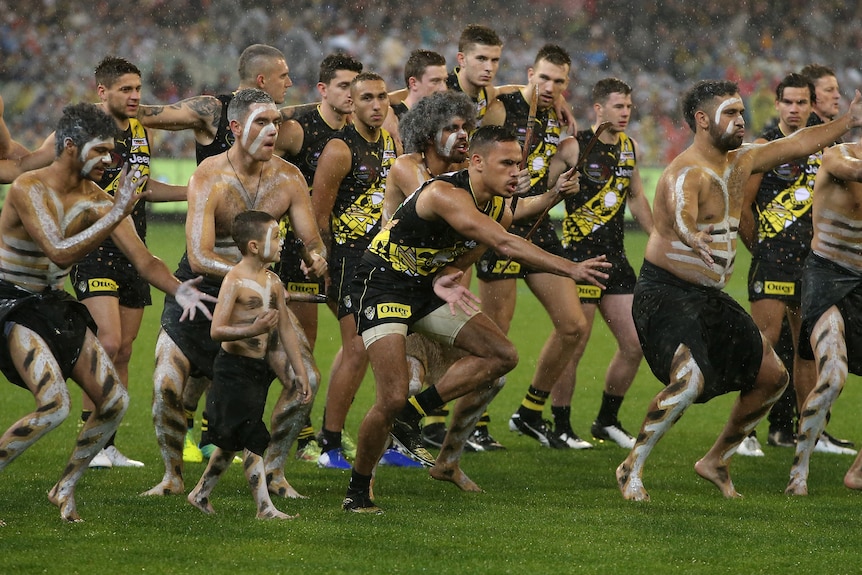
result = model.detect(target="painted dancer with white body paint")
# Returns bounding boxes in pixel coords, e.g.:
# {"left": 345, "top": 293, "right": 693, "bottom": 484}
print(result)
{"left": 188, "top": 211, "right": 309, "bottom": 520}
{"left": 136, "top": 44, "right": 319, "bottom": 465}
{"left": 143, "top": 88, "right": 327, "bottom": 499}
{"left": 0, "top": 103, "right": 213, "bottom": 523}
{"left": 617, "top": 79, "right": 862, "bottom": 502}
{"left": 785, "top": 135, "right": 862, "bottom": 495}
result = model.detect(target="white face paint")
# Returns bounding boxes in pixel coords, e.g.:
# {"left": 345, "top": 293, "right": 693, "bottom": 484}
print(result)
{"left": 436, "top": 127, "right": 464, "bottom": 158}
{"left": 79, "top": 137, "right": 113, "bottom": 178}
{"left": 262, "top": 223, "right": 279, "bottom": 260}
{"left": 713, "top": 97, "right": 742, "bottom": 132}
{"left": 243, "top": 105, "right": 279, "bottom": 154}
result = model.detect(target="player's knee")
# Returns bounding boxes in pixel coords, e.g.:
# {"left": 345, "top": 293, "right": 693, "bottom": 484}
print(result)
{"left": 559, "top": 314, "right": 589, "bottom": 342}
{"left": 489, "top": 340, "right": 518, "bottom": 376}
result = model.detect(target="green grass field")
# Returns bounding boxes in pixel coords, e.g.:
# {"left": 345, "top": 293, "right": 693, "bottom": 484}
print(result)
{"left": 2, "top": 221, "right": 861, "bottom": 575}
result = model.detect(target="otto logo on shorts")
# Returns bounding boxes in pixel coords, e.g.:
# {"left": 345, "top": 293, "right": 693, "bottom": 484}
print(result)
{"left": 578, "top": 284, "right": 602, "bottom": 300}
{"left": 492, "top": 260, "right": 520, "bottom": 274}
{"left": 377, "top": 302, "right": 411, "bottom": 319}
{"left": 87, "top": 278, "right": 118, "bottom": 292}
{"left": 287, "top": 282, "right": 319, "bottom": 294}
{"left": 764, "top": 281, "right": 795, "bottom": 296}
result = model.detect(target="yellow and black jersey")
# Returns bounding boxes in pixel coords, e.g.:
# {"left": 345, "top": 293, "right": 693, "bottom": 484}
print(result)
{"left": 562, "top": 130, "right": 636, "bottom": 253}
{"left": 447, "top": 68, "right": 489, "bottom": 127}
{"left": 496, "top": 90, "right": 561, "bottom": 237}
{"left": 98, "top": 117, "right": 151, "bottom": 243}
{"left": 368, "top": 169, "right": 505, "bottom": 282}
{"left": 330, "top": 125, "right": 396, "bottom": 248}
{"left": 750, "top": 124, "right": 817, "bottom": 267}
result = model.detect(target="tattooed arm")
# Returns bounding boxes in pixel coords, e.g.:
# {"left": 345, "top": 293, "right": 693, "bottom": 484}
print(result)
{"left": 138, "top": 95, "right": 223, "bottom": 146}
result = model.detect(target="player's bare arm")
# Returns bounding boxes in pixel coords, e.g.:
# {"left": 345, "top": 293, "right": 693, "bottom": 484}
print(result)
{"left": 277, "top": 158, "right": 327, "bottom": 277}
{"left": 627, "top": 139, "right": 654, "bottom": 235}
{"left": 748, "top": 90, "right": 862, "bottom": 174}
{"left": 419, "top": 181, "right": 609, "bottom": 286}
{"left": 138, "top": 95, "right": 222, "bottom": 142}
{"left": 309, "top": 138, "right": 351, "bottom": 252}
{"left": 9, "top": 165, "right": 143, "bottom": 268}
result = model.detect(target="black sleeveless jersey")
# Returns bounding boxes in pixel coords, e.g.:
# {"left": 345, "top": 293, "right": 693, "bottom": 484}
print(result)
{"left": 367, "top": 169, "right": 506, "bottom": 283}
{"left": 328, "top": 125, "right": 396, "bottom": 248}
{"left": 750, "top": 124, "right": 818, "bottom": 266}
{"left": 281, "top": 106, "right": 342, "bottom": 188}
{"left": 562, "top": 129, "right": 636, "bottom": 252}
{"left": 195, "top": 94, "right": 234, "bottom": 164}
{"left": 391, "top": 101, "right": 409, "bottom": 120}
{"left": 446, "top": 69, "right": 489, "bottom": 126}
{"left": 496, "top": 91, "right": 561, "bottom": 234}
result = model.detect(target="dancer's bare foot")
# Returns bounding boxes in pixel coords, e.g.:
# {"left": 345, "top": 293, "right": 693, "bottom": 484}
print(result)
{"left": 616, "top": 460, "right": 650, "bottom": 501}
{"left": 785, "top": 475, "right": 809, "bottom": 496}
{"left": 187, "top": 490, "right": 215, "bottom": 514}
{"left": 140, "top": 476, "right": 184, "bottom": 496}
{"left": 430, "top": 463, "right": 483, "bottom": 492}
{"left": 694, "top": 458, "right": 741, "bottom": 498}
{"left": 266, "top": 472, "right": 307, "bottom": 499}
{"left": 48, "top": 484, "right": 83, "bottom": 522}
{"left": 844, "top": 470, "right": 862, "bottom": 491}
{"left": 257, "top": 506, "right": 297, "bottom": 520}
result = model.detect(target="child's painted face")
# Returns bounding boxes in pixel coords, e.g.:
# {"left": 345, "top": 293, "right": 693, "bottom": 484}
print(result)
{"left": 261, "top": 221, "right": 283, "bottom": 263}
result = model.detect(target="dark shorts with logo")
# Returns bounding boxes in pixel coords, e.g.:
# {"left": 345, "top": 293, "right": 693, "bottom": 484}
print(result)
{"left": 71, "top": 251, "right": 152, "bottom": 308}
{"left": 799, "top": 253, "right": 862, "bottom": 375}
{"left": 329, "top": 245, "right": 364, "bottom": 319}
{"left": 274, "top": 230, "right": 325, "bottom": 299}
{"left": 566, "top": 250, "right": 636, "bottom": 304}
{"left": 632, "top": 261, "right": 763, "bottom": 403}
{"left": 747, "top": 258, "right": 802, "bottom": 304}
{"left": 351, "top": 255, "right": 447, "bottom": 335}
{"left": 206, "top": 349, "right": 274, "bottom": 455}
{"left": 475, "top": 219, "right": 564, "bottom": 281}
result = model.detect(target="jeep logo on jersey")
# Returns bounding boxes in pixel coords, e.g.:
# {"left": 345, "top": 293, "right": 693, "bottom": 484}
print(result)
{"left": 128, "top": 153, "right": 151, "bottom": 166}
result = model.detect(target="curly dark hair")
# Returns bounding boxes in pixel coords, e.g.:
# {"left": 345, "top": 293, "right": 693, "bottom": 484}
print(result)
{"left": 399, "top": 91, "right": 475, "bottom": 154}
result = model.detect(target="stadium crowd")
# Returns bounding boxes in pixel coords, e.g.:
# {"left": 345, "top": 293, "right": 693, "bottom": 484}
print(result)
{"left": 3, "top": 0, "right": 862, "bottom": 164}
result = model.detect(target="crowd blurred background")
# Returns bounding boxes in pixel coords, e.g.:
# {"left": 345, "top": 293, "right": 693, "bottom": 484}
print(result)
{"left": 2, "top": 0, "right": 861, "bottom": 165}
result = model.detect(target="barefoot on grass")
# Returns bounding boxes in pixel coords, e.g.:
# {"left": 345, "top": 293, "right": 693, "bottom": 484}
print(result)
{"left": 48, "top": 484, "right": 83, "bottom": 522}
{"left": 257, "top": 506, "right": 298, "bottom": 520}
{"left": 188, "top": 491, "right": 215, "bottom": 515}
{"left": 430, "top": 463, "right": 483, "bottom": 492}
{"left": 267, "top": 473, "right": 307, "bottom": 499}
{"left": 785, "top": 477, "right": 809, "bottom": 496}
{"left": 140, "top": 477, "right": 184, "bottom": 497}
{"left": 616, "top": 461, "right": 650, "bottom": 502}
{"left": 694, "top": 458, "right": 741, "bottom": 498}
